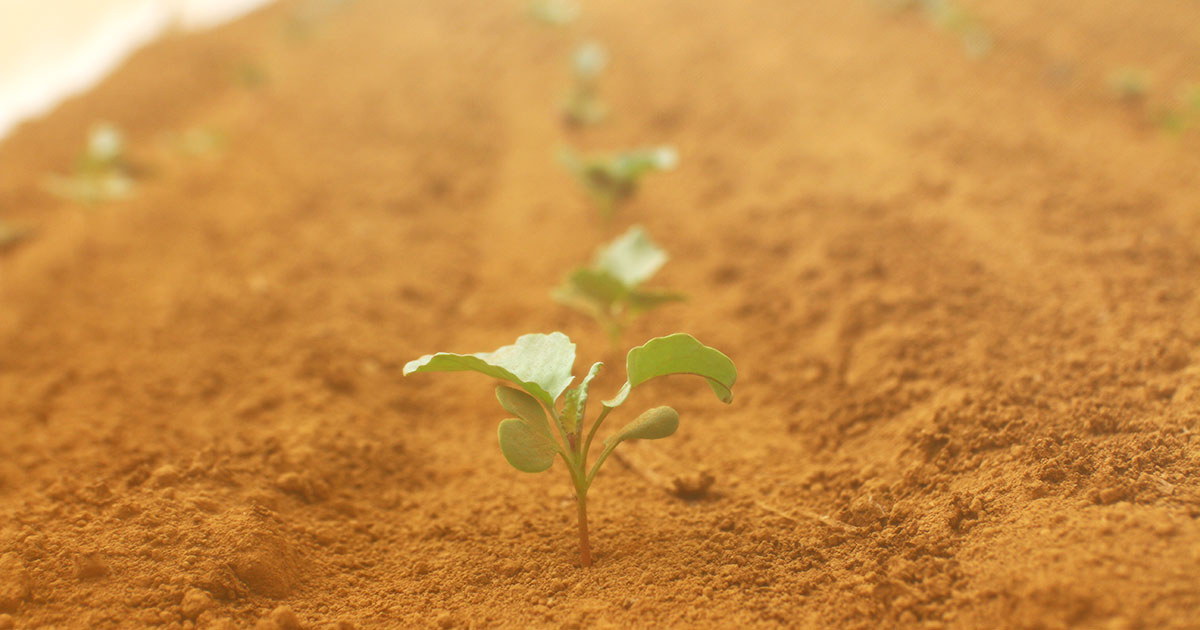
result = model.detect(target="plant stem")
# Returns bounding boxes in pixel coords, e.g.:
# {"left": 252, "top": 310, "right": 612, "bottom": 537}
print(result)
{"left": 576, "top": 490, "right": 592, "bottom": 567}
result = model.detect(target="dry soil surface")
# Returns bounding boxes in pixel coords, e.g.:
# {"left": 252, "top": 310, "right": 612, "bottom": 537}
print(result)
{"left": 1, "top": 0, "right": 1199, "bottom": 628}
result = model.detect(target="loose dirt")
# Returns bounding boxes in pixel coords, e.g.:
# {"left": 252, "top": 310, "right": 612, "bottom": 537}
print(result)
{"left": 1, "top": 0, "right": 1199, "bottom": 628}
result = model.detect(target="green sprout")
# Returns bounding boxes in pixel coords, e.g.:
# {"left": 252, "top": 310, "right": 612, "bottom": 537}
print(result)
{"left": 562, "top": 41, "right": 608, "bottom": 126}
{"left": 555, "top": 226, "right": 685, "bottom": 346}
{"left": 0, "top": 220, "right": 31, "bottom": 253}
{"left": 44, "top": 123, "right": 134, "bottom": 203}
{"left": 1155, "top": 84, "right": 1200, "bottom": 135}
{"left": 527, "top": 0, "right": 580, "bottom": 25}
{"left": 559, "top": 146, "right": 678, "bottom": 219}
{"left": 404, "top": 332, "right": 736, "bottom": 567}
{"left": 876, "top": 0, "right": 991, "bottom": 58}
{"left": 1109, "top": 68, "right": 1150, "bottom": 103}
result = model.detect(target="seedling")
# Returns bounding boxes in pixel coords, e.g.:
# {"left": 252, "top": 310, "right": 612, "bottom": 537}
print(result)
{"left": 1109, "top": 68, "right": 1150, "bottom": 103}
{"left": 877, "top": 0, "right": 991, "bottom": 58}
{"left": 555, "top": 225, "right": 684, "bottom": 346}
{"left": 1155, "top": 84, "right": 1200, "bottom": 135}
{"left": 559, "top": 146, "right": 678, "bottom": 218}
{"left": 0, "top": 220, "right": 31, "bottom": 253}
{"left": 404, "top": 332, "right": 736, "bottom": 566}
{"left": 44, "top": 123, "right": 134, "bottom": 203}
{"left": 562, "top": 41, "right": 608, "bottom": 126}
{"left": 528, "top": 0, "right": 579, "bottom": 25}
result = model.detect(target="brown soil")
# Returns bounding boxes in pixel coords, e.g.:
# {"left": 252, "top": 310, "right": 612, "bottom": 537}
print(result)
{"left": 2, "top": 0, "right": 1200, "bottom": 628}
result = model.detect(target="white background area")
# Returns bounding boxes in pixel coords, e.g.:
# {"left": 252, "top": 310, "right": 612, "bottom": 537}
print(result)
{"left": 0, "top": 0, "right": 275, "bottom": 140}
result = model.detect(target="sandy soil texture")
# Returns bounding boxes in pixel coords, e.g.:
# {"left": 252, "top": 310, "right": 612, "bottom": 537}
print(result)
{"left": 1, "top": 0, "right": 1199, "bottom": 628}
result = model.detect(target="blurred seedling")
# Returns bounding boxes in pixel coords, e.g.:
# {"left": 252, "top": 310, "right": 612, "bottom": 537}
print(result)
{"left": 1109, "top": 68, "right": 1150, "bottom": 103}
{"left": 44, "top": 123, "right": 135, "bottom": 203}
{"left": 234, "top": 62, "right": 268, "bottom": 88}
{"left": 527, "top": 0, "right": 580, "bottom": 25}
{"left": 163, "top": 127, "right": 226, "bottom": 158}
{"left": 555, "top": 225, "right": 684, "bottom": 347}
{"left": 562, "top": 41, "right": 608, "bottom": 126}
{"left": 920, "top": 0, "right": 991, "bottom": 58}
{"left": 876, "top": 0, "right": 991, "bottom": 58}
{"left": 559, "top": 146, "right": 678, "bottom": 219}
{"left": 405, "top": 332, "right": 736, "bottom": 567}
{"left": 1156, "top": 84, "right": 1200, "bottom": 135}
{"left": 0, "top": 220, "right": 32, "bottom": 253}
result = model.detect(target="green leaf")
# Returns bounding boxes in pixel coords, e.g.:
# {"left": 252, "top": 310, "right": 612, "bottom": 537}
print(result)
{"left": 556, "top": 268, "right": 627, "bottom": 310}
{"left": 561, "top": 362, "right": 603, "bottom": 433}
{"left": 404, "top": 333, "right": 576, "bottom": 409}
{"left": 604, "top": 406, "right": 679, "bottom": 446}
{"left": 498, "top": 418, "right": 559, "bottom": 473}
{"left": 496, "top": 386, "right": 551, "bottom": 433}
{"left": 627, "top": 289, "right": 687, "bottom": 313}
{"left": 604, "top": 333, "right": 736, "bottom": 408}
{"left": 592, "top": 226, "right": 668, "bottom": 288}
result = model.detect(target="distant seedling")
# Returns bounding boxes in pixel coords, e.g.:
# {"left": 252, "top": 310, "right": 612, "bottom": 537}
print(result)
{"left": 1109, "top": 68, "right": 1150, "bottom": 103}
{"left": 563, "top": 41, "right": 608, "bottom": 126}
{"left": 1156, "top": 83, "right": 1200, "bottom": 135}
{"left": 876, "top": 0, "right": 991, "bottom": 58}
{"left": 559, "top": 146, "right": 678, "bottom": 218}
{"left": 528, "top": 0, "right": 580, "bottom": 25}
{"left": 555, "top": 225, "right": 684, "bottom": 346}
{"left": 44, "top": 123, "right": 134, "bottom": 203}
{"left": 404, "top": 332, "right": 736, "bottom": 566}
{"left": 0, "top": 220, "right": 32, "bottom": 253}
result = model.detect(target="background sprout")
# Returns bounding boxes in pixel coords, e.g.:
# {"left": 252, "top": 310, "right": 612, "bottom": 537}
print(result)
{"left": 527, "top": 0, "right": 580, "bottom": 25}
{"left": 0, "top": 220, "right": 31, "bottom": 253}
{"left": 559, "top": 146, "right": 678, "bottom": 218}
{"left": 404, "top": 332, "right": 736, "bottom": 567}
{"left": 555, "top": 225, "right": 685, "bottom": 346}
{"left": 44, "top": 122, "right": 134, "bottom": 203}
{"left": 1109, "top": 68, "right": 1150, "bottom": 102}
{"left": 563, "top": 41, "right": 609, "bottom": 126}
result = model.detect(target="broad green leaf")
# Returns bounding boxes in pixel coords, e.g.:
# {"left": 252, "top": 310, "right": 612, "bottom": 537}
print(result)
{"left": 604, "top": 406, "right": 679, "bottom": 446}
{"left": 498, "top": 418, "right": 558, "bottom": 473}
{"left": 404, "top": 333, "right": 576, "bottom": 409}
{"left": 613, "top": 146, "right": 678, "bottom": 179}
{"left": 603, "top": 333, "right": 736, "bottom": 408}
{"left": 556, "top": 268, "right": 627, "bottom": 309}
{"left": 592, "top": 226, "right": 668, "bottom": 288}
{"left": 628, "top": 289, "right": 687, "bottom": 314}
{"left": 496, "top": 386, "right": 551, "bottom": 434}
{"left": 561, "top": 362, "right": 603, "bottom": 433}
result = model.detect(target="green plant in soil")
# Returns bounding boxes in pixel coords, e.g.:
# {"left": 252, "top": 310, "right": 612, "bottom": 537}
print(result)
{"left": 527, "top": 0, "right": 580, "bottom": 25}
{"left": 555, "top": 225, "right": 685, "bottom": 346}
{"left": 404, "top": 332, "right": 736, "bottom": 567}
{"left": 874, "top": 0, "right": 991, "bottom": 58}
{"left": 559, "top": 146, "right": 677, "bottom": 219}
{"left": 562, "top": 41, "right": 608, "bottom": 126}
{"left": 1108, "top": 68, "right": 1150, "bottom": 103}
{"left": 1155, "top": 83, "right": 1200, "bottom": 135}
{"left": 43, "top": 122, "right": 135, "bottom": 203}
{"left": 0, "top": 220, "right": 32, "bottom": 253}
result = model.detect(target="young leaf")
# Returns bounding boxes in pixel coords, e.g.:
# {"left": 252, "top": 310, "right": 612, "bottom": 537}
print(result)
{"left": 497, "top": 386, "right": 551, "bottom": 433}
{"left": 554, "top": 227, "right": 685, "bottom": 344}
{"left": 404, "top": 333, "right": 576, "bottom": 409}
{"left": 561, "top": 362, "right": 603, "bottom": 433}
{"left": 559, "top": 147, "right": 677, "bottom": 217}
{"left": 593, "top": 226, "right": 667, "bottom": 287}
{"left": 604, "top": 333, "right": 737, "bottom": 408}
{"left": 627, "top": 289, "right": 687, "bottom": 314}
{"left": 604, "top": 406, "right": 679, "bottom": 446}
{"left": 498, "top": 419, "right": 559, "bottom": 473}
